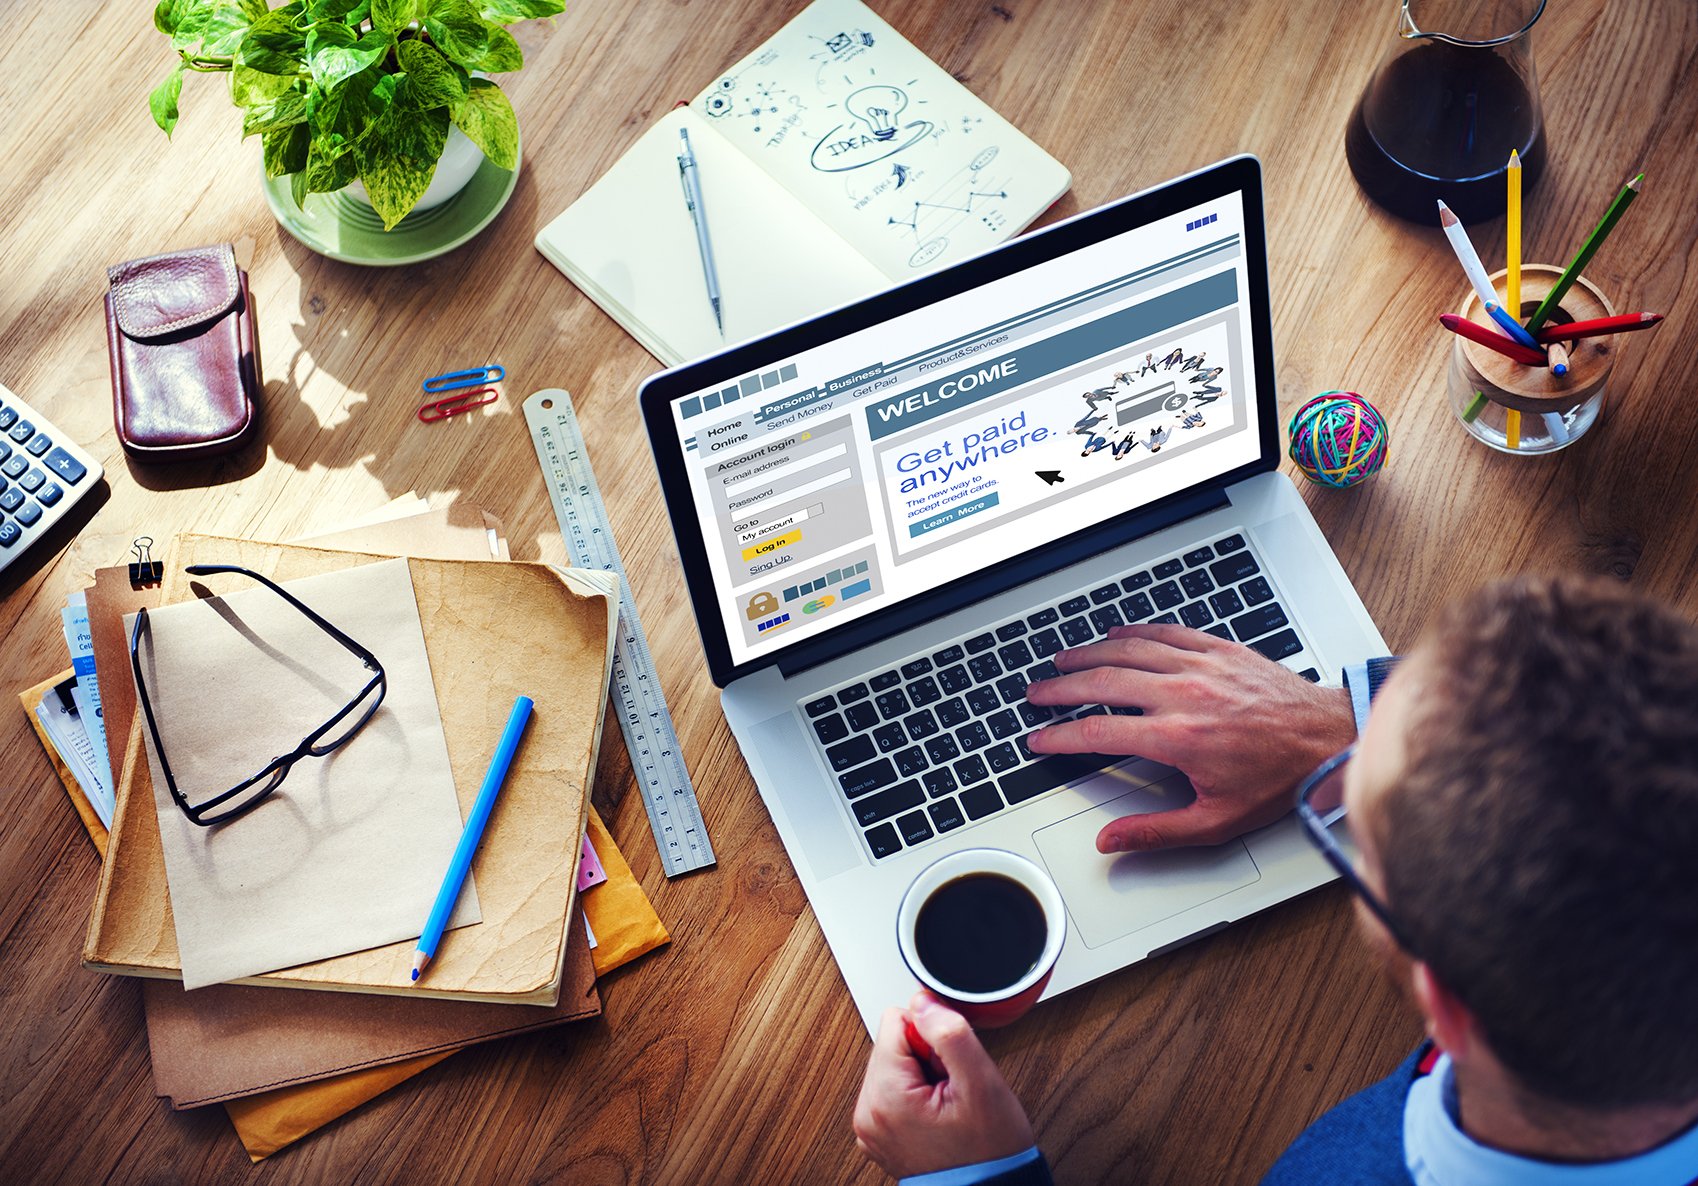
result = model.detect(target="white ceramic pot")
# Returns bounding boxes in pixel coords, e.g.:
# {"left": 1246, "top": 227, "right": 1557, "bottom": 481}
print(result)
{"left": 346, "top": 124, "right": 486, "bottom": 215}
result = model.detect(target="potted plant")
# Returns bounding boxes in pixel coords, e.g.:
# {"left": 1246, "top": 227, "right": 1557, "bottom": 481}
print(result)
{"left": 148, "top": 0, "right": 564, "bottom": 230}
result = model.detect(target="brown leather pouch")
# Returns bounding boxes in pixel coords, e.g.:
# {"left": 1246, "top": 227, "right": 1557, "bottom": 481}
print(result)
{"left": 105, "top": 244, "right": 261, "bottom": 461}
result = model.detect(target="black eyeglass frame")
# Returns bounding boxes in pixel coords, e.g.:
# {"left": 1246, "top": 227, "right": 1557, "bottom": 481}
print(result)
{"left": 129, "top": 563, "right": 388, "bottom": 827}
{"left": 1293, "top": 743, "right": 1422, "bottom": 956}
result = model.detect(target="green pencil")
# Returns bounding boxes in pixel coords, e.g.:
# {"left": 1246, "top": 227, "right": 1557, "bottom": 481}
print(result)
{"left": 1524, "top": 173, "right": 1644, "bottom": 333}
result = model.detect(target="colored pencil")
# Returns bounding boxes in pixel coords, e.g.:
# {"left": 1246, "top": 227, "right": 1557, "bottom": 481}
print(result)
{"left": 1524, "top": 173, "right": 1644, "bottom": 333}
{"left": 1439, "top": 313, "right": 1548, "bottom": 366}
{"left": 1547, "top": 340, "right": 1571, "bottom": 377}
{"left": 1463, "top": 391, "right": 1490, "bottom": 423}
{"left": 1438, "top": 200, "right": 1499, "bottom": 309}
{"left": 1485, "top": 300, "right": 1542, "bottom": 350}
{"left": 1506, "top": 150, "right": 1522, "bottom": 317}
{"left": 1534, "top": 312, "right": 1663, "bottom": 343}
{"left": 1543, "top": 412, "right": 1570, "bottom": 446}
{"left": 411, "top": 695, "right": 534, "bottom": 982}
{"left": 1506, "top": 409, "right": 1521, "bottom": 450}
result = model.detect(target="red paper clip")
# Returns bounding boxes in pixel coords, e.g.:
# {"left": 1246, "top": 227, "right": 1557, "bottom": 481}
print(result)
{"left": 417, "top": 387, "right": 498, "bottom": 423}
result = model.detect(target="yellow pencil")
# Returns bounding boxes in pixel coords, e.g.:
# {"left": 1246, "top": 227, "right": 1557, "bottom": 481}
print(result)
{"left": 1506, "top": 408, "right": 1521, "bottom": 450}
{"left": 1506, "top": 150, "right": 1522, "bottom": 317}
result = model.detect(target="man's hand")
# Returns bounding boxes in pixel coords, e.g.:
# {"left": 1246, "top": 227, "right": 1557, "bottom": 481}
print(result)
{"left": 1026, "top": 623, "right": 1356, "bottom": 854}
{"left": 853, "top": 992, "right": 1034, "bottom": 1179}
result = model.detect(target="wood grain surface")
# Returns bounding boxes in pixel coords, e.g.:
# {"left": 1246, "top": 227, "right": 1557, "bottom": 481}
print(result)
{"left": 3, "top": 1, "right": 1695, "bottom": 1182}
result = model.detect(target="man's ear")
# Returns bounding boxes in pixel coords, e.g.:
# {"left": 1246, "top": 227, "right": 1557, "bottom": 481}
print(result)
{"left": 1412, "top": 961, "right": 1479, "bottom": 1059}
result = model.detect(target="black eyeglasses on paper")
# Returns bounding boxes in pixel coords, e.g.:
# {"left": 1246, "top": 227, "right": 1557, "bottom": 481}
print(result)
{"left": 129, "top": 564, "right": 387, "bottom": 827}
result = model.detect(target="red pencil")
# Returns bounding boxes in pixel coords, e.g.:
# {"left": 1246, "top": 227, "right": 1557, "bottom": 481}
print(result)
{"left": 1438, "top": 313, "right": 1548, "bottom": 366}
{"left": 1534, "top": 312, "right": 1663, "bottom": 343}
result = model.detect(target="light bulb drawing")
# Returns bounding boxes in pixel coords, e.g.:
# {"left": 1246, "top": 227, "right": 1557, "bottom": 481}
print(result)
{"left": 845, "top": 85, "right": 908, "bottom": 140}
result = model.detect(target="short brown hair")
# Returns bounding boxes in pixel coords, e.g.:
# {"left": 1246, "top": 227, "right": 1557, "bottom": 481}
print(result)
{"left": 1378, "top": 576, "right": 1698, "bottom": 1108}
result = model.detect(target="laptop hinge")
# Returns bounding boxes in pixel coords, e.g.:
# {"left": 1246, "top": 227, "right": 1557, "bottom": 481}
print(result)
{"left": 771, "top": 484, "right": 1234, "bottom": 682}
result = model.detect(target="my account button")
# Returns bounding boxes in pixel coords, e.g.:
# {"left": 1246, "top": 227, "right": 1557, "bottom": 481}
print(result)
{"left": 909, "top": 492, "right": 1000, "bottom": 538}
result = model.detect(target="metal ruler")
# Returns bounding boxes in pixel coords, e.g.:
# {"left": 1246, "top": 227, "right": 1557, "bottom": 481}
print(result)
{"left": 523, "top": 388, "right": 714, "bottom": 877}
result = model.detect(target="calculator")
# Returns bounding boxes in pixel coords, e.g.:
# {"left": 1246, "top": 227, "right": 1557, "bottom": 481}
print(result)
{"left": 0, "top": 380, "right": 104, "bottom": 575}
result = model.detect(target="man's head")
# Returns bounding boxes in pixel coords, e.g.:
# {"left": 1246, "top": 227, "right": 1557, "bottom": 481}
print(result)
{"left": 1345, "top": 576, "right": 1698, "bottom": 1111}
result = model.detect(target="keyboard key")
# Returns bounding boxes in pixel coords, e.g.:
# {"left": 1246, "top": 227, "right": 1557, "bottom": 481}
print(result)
{"left": 954, "top": 754, "right": 991, "bottom": 786}
{"left": 812, "top": 713, "right": 849, "bottom": 745}
{"left": 854, "top": 780, "right": 924, "bottom": 827}
{"left": 1209, "top": 589, "right": 1244, "bottom": 617}
{"left": 987, "top": 708, "right": 1021, "bottom": 739}
{"left": 960, "top": 782, "right": 1004, "bottom": 820}
{"left": 996, "top": 620, "right": 1027, "bottom": 641}
{"left": 936, "top": 697, "right": 970, "bottom": 728}
{"left": 34, "top": 481, "right": 60, "bottom": 507}
{"left": 1029, "top": 627, "right": 1064, "bottom": 657}
{"left": 998, "top": 752, "right": 1126, "bottom": 804}
{"left": 966, "top": 686, "right": 1000, "bottom": 716}
{"left": 865, "top": 822, "right": 902, "bottom": 859}
{"left": 1230, "top": 603, "right": 1289, "bottom": 642}
{"left": 924, "top": 735, "right": 961, "bottom": 765}
{"left": 1153, "top": 559, "right": 1184, "bottom": 579}
{"left": 995, "top": 674, "right": 1027, "bottom": 705}
{"left": 1090, "top": 583, "right": 1120, "bottom": 605}
{"left": 1060, "top": 595, "right": 1090, "bottom": 616}
{"left": 894, "top": 746, "right": 929, "bottom": 777}
{"left": 1027, "top": 607, "right": 1059, "bottom": 628}
{"left": 1215, "top": 533, "right": 1246, "bottom": 553}
{"left": 928, "top": 798, "right": 966, "bottom": 833}
{"left": 998, "top": 639, "right": 1033, "bottom": 670}
{"left": 1210, "top": 551, "right": 1260, "bottom": 586}
{"left": 985, "top": 742, "right": 1021, "bottom": 772}
{"left": 965, "top": 633, "right": 996, "bottom": 654}
{"left": 804, "top": 695, "right": 836, "bottom": 717}
{"left": 1179, "top": 602, "right": 1214, "bottom": 628}
{"left": 1180, "top": 570, "right": 1215, "bottom": 599}
{"left": 25, "top": 433, "right": 51, "bottom": 457}
{"left": 1250, "top": 629, "right": 1303, "bottom": 661}
{"left": 1151, "top": 581, "right": 1184, "bottom": 610}
{"left": 876, "top": 688, "right": 911, "bottom": 719}
{"left": 826, "top": 734, "right": 877, "bottom": 772}
{"left": 871, "top": 669, "right": 902, "bottom": 691}
{"left": 908, "top": 675, "right": 942, "bottom": 707}
{"left": 1018, "top": 701, "right": 1053, "bottom": 727}
{"left": 897, "top": 810, "right": 934, "bottom": 846}
{"left": 18, "top": 468, "right": 43, "bottom": 492}
{"left": 840, "top": 756, "right": 897, "bottom": 798}
{"left": 845, "top": 702, "right": 879, "bottom": 732}
{"left": 958, "top": 720, "right": 992, "bottom": 752}
{"left": 932, "top": 643, "right": 965, "bottom": 666}
{"left": 0, "top": 487, "right": 21, "bottom": 512}
{"left": 7, "top": 419, "right": 32, "bottom": 443}
{"left": 1122, "top": 570, "right": 1154, "bottom": 590}
{"left": 1025, "top": 660, "right": 1060, "bottom": 683}
{"left": 1119, "top": 592, "right": 1154, "bottom": 621}
{"left": 1059, "top": 617, "right": 1093, "bottom": 647}
{"left": 901, "top": 657, "right": 933, "bottom": 679}
{"left": 1299, "top": 667, "right": 1321, "bottom": 683}
{"left": 923, "top": 767, "right": 959, "bottom": 798}
{"left": 1151, "top": 612, "right": 1179, "bottom": 625}
{"left": 938, "top": 664, "right": 972, "bottom": 694}
{"left": 1241, "top": 576, "right": 1274, "bottom": 606}
{"left": 903, "top": 709, "right": 939, "bottom": 741}
{"left": 839, "top": 682, "right": 870, "bottom": 703}
{"left": 43, "top": 446, "right": 87, "bottom": 485}
{"left": 873, "top": 722, "right": 907, "bottom": 752}
{"left": 0, "top": 521, "right": 19, "bottom": 548}
{"left": 1183, "top": 546, "right": 1215, "bottom": 567}
{"left": 967, "top": 653, "right": 1002, "bottom": 683}
{"left": 1205, "top": 624, "right": 1233, "bottom": 640}
{"left": 1089, "top": 604, "right": 1124, "bottom": 633}
{"left": 1016, "top": 732, "right": 1040, "bottom": 760}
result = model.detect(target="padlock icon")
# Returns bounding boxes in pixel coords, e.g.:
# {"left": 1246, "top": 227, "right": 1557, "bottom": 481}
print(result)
{"left": 746, "top": 591, "right": 779, "bottom": 620}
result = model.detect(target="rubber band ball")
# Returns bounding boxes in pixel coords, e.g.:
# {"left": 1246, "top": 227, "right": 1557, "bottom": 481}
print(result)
{"left": 1287, "top": 391, "right": 1388, "bottom": 488}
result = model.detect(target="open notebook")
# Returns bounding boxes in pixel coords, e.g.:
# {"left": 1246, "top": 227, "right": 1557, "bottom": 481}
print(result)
{"left": 536, "top": 0, "right": 1070, "bottom": 367}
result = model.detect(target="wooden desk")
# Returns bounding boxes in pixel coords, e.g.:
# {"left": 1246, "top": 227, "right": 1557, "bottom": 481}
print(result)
{"left": 3, "top": 2, "right": 1694, "bottom": 1181}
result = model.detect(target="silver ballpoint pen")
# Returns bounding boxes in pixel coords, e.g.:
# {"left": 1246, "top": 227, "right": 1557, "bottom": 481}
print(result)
{"left": 677, "top": 128, "right": 723, "bottom": 336}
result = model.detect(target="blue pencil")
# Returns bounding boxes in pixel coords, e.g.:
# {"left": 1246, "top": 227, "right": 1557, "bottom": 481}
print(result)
{"left": 411, "top": 695, "right": 534, "bottom": 981}
{"left": 1484, "top": 301, "right": 1541, "bottom": 351}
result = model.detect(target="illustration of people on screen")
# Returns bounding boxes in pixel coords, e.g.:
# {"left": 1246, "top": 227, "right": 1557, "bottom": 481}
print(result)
{"left": 1181, "top": 410, "right": 1206, "bottom": 430}
{"left": 1180, "top": 350, "right": 1206, "bottom": 371}
{"left": 1137, "top": 352, "right": 1157, "bottom": 376}
{"left": 1079, "top": 429, "right": 1112, "bottom": 457}
{"left": 1160, "top": 348, "right": 1185, "bottom": 370}
{"left": 1072, "top": 407, "right": 1108, "bottom": 434}
{"left": 1146, "top": 424, "right": 1172, "bottom": 452}
{"left": 1190, "top": 367, "right": 1224, "bottom": 405}
{"left": 1110, "top": 432, "right": 1145, "bottom": 460}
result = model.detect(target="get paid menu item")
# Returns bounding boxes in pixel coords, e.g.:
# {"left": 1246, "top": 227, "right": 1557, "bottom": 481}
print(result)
{"left": 536, "top": 0, "right": 1071, "bottom": 367}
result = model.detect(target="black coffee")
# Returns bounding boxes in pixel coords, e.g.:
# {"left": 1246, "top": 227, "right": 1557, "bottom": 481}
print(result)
{"left": 1345, "top": 40, "right": 1545, "bottom": 223}
{"left": 914, "top": 872, "right": 1047, "bottom": 995}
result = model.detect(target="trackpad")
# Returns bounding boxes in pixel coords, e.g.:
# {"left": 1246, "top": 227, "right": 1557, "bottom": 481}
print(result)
{"left": 1032, "top": 775, "right": 1261, "bottom": 949}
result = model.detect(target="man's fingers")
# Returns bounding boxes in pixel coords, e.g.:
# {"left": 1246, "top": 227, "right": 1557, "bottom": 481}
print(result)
{"left": 1027, "top": 712, "right": 1160, "bottom": 760}
{"left": 1105, "top": 622, "right": 1236, "bottom": 653}
{"left": 907, "top": 992, "right": 1001, "bottom": 1093}
{"left": 1096, "top": 804, "right": 1231, "bottom": 853}
{"left": 1025, "top": 665, "right": 1162, "bottom": 709}
{"left": 1051, "top": 635, "right": 1195, "bottom": 676}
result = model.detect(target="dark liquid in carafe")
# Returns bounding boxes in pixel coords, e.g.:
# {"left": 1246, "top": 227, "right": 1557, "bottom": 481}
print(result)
{"left": 1346, "top": 40, "right": 1545, "bottom": 223}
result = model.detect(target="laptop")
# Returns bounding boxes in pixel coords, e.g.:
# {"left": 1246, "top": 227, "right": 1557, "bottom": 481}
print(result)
{"left": 639, "top": 155, "right": 1387, "bottom": 1033}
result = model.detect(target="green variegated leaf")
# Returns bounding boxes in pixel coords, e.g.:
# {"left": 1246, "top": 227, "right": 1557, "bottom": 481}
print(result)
{"left": 303, "top": 135, "right": 359, "bottom": 192}
{"left": 175, "top": 4, "right": 252, "bottom": 56}
{"left": 470, "top": 25, "right": 521, "bottom": 72}
{"left": 238, "top": 0, "right": 269, "bottom": 18}
{"left": 370, "top": 0, "right": 417, "bottom": 33}
{"left": 312, "top": 65, "right": 387, "bottom": 142}
{"left": 241, "top": 86, "right": 311, "bottom": 136}
{"left": 450, "top": 78, "right": 514, "bottom": 168}
{"left": 354, "top": 102, "right": 449, "bottom": 228}
{"left": 306, "top": 21, "right": 391, "bottom": 86}
{"left": 290, "top": 165, "right": 311, "bottom": 208}
{"left": 422, "top": 0, "right": 489, "bottom": 68}
{"left": 308, "top": 0, "right": 364, "bottom": 18}
{"left": 262, "top": 121, "right": 311, "bottom": 177}
{"left": 231, "top": 62, "right": 297, "bottom": 105}
{"left": 154, "top": 0, "right": 195, "bottom": 36}
{"left": 396, "top": 39, "right": 467, "bottom": 109}
{"left": 241, "top": 10, "right": 309, "bottom": 75}
{"left": 149, "top": 63, "right": 186, "bottom": 135}
{"left": 478, "top": 0, "right": 564, "bottom": 21}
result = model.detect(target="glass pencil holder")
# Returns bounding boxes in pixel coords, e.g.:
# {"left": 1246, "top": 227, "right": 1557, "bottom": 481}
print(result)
{"left": 1448, "top": 263, "right": 1616, "bottom": 454}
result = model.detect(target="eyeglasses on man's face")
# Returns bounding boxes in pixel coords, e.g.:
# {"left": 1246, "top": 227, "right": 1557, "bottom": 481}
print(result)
{"left": 129, "top": 564, "right": 387, "bottom": 827}
{"left": 1293, "top": 744, "right": 1421, "bottom": 957}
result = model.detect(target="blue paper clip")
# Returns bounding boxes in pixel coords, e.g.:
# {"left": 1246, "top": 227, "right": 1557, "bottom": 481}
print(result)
{"left": 422, "top": 365, "right": 504, "bottom": 393}
{"left": 418, "top": 387, "right": 499, "bottom": 423}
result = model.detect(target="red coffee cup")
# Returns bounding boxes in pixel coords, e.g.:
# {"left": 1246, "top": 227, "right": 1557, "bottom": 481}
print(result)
{"left": 896, "top": 849, "right": 1067, "bottom": 1028}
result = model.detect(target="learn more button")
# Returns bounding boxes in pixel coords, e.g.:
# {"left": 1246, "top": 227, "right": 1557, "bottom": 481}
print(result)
{"left": 741, "top": 528, "right": 801, "bottom": 561}
{"left": 909, "top": 492, "right": 1000, "bottom": 538}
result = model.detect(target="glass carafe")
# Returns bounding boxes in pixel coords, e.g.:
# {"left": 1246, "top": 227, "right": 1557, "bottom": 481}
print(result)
{"left": 1346, "top": 0, "right": 1546, "bottom": 223}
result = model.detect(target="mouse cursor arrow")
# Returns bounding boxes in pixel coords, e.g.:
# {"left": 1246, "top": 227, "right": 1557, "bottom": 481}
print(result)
{"left": 1036, "top": 470, "right": 1064, "bottom": 486}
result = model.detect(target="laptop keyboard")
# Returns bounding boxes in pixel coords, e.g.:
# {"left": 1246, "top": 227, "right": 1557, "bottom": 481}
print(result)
{"left": 799, "top": 533, "right": 1320, "bottom": 862}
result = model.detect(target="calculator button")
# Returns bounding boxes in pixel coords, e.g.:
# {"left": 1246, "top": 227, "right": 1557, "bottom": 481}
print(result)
{"left": 0, "top": 439, "right": 9, "bottom": 462}
{"left": 14, "top": 500, "right": 41, "bottom": 527}
{"left": 0, "top": 520, "right": 20, "bottom": 548}
{"left": 0, "top": 487, "right": 23, "bottom": 512}
{"left": 44, "top": 447, "right": 87, "bottom": 485}
{"left": 18, "top": 469, "right": 43, "bottom": 492}
{"left": 25, "top": 432, "right": 51, "bottom": 457}
{"left": 1, "top": 454, "right": 25, "bottom": 479}
{"left": 0, "top": 407, "right": 15, "bottom": 431}
{"left": 6, "top": 419, "right": 32, "bottom": 443}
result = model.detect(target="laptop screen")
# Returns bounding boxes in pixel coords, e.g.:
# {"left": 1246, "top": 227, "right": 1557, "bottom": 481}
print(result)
{"left": 644, "top": 158, "right": 1276, "bottom": 681}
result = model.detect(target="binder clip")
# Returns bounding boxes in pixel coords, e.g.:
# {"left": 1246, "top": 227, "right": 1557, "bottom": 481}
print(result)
{"left": 418, "top": 387, "right": 499, "bottom": 423}
{"left": 422, "top": 365, "right": 504, "bottom": 393}
{"left": 128, "top": 536, "right": 163, "bottom": 588}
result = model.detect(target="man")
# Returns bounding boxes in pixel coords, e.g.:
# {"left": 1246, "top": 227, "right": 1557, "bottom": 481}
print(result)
{"left": 853, "top": 577, "right": 1698, "bottom": 1184}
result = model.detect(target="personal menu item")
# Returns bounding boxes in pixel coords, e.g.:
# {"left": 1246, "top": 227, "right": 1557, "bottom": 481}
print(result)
{"left": 126, "top": 557, "right": 475, "bottom": 989}
{"left": 535, "top": 0, "right": 1071, "bottom": 367}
